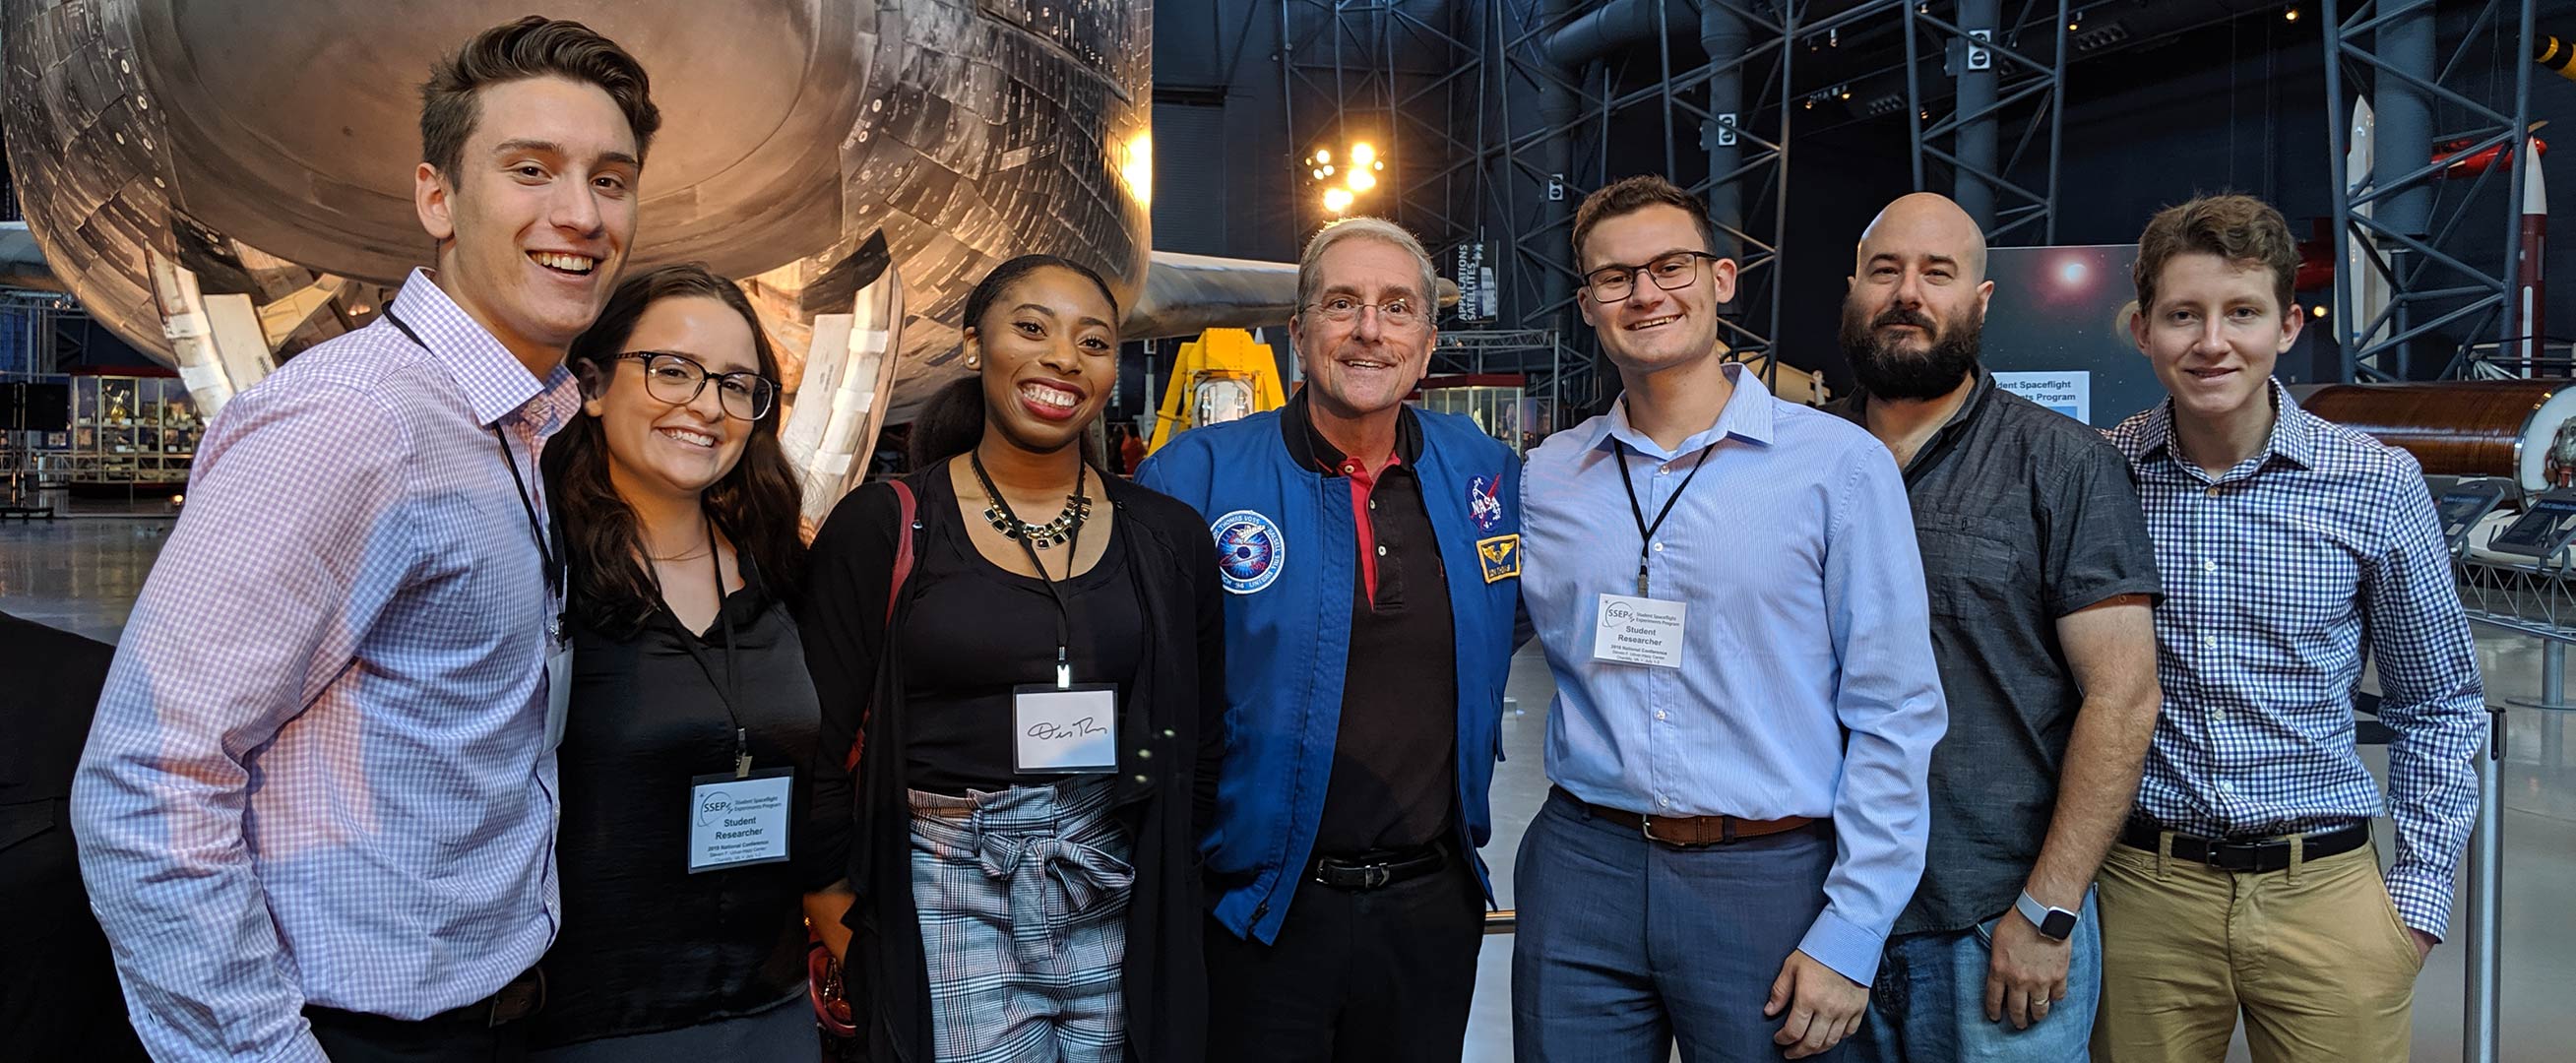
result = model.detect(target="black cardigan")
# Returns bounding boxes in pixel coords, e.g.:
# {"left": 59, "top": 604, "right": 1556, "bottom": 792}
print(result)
{"left": 801, "top": 465, "right": 1224, "bottom": 1063}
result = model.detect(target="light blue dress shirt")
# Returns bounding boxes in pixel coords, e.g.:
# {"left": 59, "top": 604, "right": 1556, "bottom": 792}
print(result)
{"left": 1520, "top": 363, "right": 1948, "bottom": 983}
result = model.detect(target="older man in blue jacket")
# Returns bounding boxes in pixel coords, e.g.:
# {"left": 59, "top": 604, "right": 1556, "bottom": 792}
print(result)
{"left": 1138, "top": 216, "right": 1524, "bottom": 1062}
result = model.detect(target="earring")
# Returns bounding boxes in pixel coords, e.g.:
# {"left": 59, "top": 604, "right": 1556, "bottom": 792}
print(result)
{"left": 965, "top": 356, "right": 980, "bottom": 369}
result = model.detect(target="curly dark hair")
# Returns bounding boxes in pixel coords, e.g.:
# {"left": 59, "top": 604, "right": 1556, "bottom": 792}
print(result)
{"left": 552, "top": 264, "right": 805, "bottom": 635}
{"left": 420, "top": 16, "right": 661, "bottom": 180}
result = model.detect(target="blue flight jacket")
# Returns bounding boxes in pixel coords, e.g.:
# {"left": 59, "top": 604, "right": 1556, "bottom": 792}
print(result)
{"left": 1137, "top": 404, "right": 1524, "bottom": 944}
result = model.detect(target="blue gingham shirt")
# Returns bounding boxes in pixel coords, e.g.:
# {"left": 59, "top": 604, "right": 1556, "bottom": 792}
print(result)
{"left": 73, "top": 271, "right": 581, "bottom": 1061}
{"left": 2106, "top": 381, "right": 2485, "bottom": 939}
{"left": 1521, "top": 364, "right": 1948, "bottom": 984}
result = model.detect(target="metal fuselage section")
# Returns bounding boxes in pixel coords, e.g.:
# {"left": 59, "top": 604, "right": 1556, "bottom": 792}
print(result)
{"left": 3, "top": 0, "right": 1153, "bottom": 416}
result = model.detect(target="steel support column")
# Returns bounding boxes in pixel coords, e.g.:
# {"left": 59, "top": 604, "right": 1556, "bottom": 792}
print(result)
{"left": 2323, "top": 0, "right": 2537, "bottom": 383}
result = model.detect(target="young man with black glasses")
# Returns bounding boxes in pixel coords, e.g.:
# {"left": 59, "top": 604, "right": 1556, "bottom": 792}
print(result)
{"left": 1515, "top": 174, "right": 1945, "bottom": 1062}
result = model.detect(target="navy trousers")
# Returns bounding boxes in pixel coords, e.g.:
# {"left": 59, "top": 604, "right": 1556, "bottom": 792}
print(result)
{"left": 1512, "top": 787, "right": 1842, "bottom": 1063}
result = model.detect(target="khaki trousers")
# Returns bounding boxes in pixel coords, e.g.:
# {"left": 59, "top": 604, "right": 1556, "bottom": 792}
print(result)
{"left": 2091, "top": 835, "right": 2423, "bottom": 1063}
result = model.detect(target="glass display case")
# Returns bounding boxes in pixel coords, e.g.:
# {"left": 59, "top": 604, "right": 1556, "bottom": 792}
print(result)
{"left": 1414, "top": 376, "right": 1550, "bottom": 455}
{"left": 68, "top": 373, "right": 198, "bottom": 495}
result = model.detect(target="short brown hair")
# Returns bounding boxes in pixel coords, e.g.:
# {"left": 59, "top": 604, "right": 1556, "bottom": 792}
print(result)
{"left": 419, "top": 17, "right": 660, "bottom": 181}
{"left": 2132, "top": 194, "right": 2298, "bottom": 316}
{"left": 1571, "top": 175, "right": 1720, "bottom": 267}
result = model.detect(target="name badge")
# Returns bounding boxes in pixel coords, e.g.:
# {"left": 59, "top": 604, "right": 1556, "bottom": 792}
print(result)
{"left": 1012, "top": 683, "right": 1119, "bottom": 774}
{"left": 1591, "top": 593, "right": 1688, "bottom": 668}
{"left": 687, "top": 768, "right": 793, "bottom": 873}
{"left": 543, "top": 643, "right": 574, "bottom": 750}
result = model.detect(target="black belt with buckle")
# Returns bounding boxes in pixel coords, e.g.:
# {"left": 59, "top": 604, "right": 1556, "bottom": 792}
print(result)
{"left": 1309, "top": 841, "right": 1446, "bottom": 891}
{"left": 2118, "top": 819, "right": 2369, "bottom": 873}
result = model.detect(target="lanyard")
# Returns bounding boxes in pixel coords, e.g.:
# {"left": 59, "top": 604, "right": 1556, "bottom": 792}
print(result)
{"left": 1612, "top": 438, "right": 1714, "bottom": 597}
{"left": 969, "top": 452, "right": 1087, "bottom": 690}
{"left": 662, "top": 513, "right": 751, "bottom": 778}
{"left": 380, "top": 308, "right": 564, "bottom": 600}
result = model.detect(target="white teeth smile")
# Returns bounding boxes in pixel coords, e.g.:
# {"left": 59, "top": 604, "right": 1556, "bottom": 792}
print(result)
{"left": 1348, "top": 360, "right": 1389, "bottom": 370}
{"left": 531, "top": 251, "right": 597, "bottom": 274}
{"left": 1020, "top": 382, "right": 1079, "bottom": 409}
{"left": 658, "top": 426, "right": 716, "bottom": 448}
{"left": 1629, "top": 315, "right": 1680, "bottom": 330}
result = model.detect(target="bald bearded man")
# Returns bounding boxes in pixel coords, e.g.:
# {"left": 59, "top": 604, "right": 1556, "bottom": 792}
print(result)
{"left": 1824, "top": 194, "right": 2164, "bottom": 1062}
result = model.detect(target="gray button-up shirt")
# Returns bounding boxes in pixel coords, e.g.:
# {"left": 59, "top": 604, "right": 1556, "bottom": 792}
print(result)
{"left": 1829, "top": 366, "right": 2162, "bottom": 936}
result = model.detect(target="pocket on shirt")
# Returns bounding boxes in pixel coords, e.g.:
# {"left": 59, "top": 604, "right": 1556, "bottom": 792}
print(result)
{"left": 1914, "top": 512, "right": 2026, "bottom": 621}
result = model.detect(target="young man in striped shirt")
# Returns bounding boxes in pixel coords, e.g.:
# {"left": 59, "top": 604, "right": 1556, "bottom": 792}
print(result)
{"left": 2097, "top": 193, "right": 2486, "bottom": 1062}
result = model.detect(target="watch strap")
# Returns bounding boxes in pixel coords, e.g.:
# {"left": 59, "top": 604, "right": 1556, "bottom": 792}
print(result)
{"left": 2015, "top": 890, "right": 2077, "bottom": 941}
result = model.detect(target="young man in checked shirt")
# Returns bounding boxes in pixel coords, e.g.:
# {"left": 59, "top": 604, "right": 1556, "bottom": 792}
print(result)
{"left": 73, "top": 18, "right": 657, "bottom": 1062}
{"left": 2097, "top": 194, "right": 2487, "bottom": 1062}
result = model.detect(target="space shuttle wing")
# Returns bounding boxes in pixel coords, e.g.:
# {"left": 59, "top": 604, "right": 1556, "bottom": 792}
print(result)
{"left": 0, "top": 222, "right": 64, "bottom": 293}
{"left": 1123, "top": 251, "right": 1299, "bottom": 341}
{"left": 1124, "top": 249, "right": 1459, "bottom": 341}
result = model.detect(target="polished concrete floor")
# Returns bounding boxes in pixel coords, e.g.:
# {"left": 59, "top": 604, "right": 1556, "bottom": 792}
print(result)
{"left": 8, "top": 514, "right": 2573, "bottom": 1061}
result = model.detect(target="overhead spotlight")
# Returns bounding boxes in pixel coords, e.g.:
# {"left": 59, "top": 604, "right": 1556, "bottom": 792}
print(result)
{"left": 1840, "top": 88, "right": 1852, "bottom": 100}
{"left": 1313, "top": 167, "right": 1326, "bottom": 180}
{"left": 1323, "top": 164, "right": 1336, "bottom": 176}
{"left": 1323, "top": 187, "right": 1355, "bottom": 213}
{"left": 1348, "top": 168, "right": 1376, "bottom": 192}
{"left": 1316, "top": 148, "right": 1332, "bottom": 164}
{"left": 2285, "top": 7, "right": 2300, "bottom": 21}
{"left": 2311, "top": 303, "right": 2328, "bottom": 318}
{"left": 1372, "top": 160, "right": 1384, "bottom": 170}
{"left": 1351, "top": 142, "right": 1376, "bottom": 164}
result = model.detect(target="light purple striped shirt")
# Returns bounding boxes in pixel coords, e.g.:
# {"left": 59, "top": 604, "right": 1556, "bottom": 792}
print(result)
{"left": 73, "top": 271, "right": 581, "bottom": 1062}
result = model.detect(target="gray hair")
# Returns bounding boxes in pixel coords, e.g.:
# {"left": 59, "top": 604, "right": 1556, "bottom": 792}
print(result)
{"left": 1296, "top": 216, "right": 1439, "bottom": 318}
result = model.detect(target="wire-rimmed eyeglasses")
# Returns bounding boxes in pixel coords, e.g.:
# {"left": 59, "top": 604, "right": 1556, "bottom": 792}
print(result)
{"left": 1305, "top": 293, "right": 1426, "bottom": 330}
{"left": 614, "top": 351, "right": 779, "bottom": 420}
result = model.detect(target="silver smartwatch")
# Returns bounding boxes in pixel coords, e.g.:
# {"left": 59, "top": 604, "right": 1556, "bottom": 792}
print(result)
{"left": 2014, "top": 891, "right": 2079, "bottom": 942}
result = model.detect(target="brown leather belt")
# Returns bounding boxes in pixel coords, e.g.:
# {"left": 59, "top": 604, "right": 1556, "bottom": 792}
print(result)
{"left": 1553, "top": 785, "right": 1817, "bottom": 846}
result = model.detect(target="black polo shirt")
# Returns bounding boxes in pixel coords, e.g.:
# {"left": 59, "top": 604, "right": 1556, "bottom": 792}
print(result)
{"left": 1281, "top": 391, "right": 1460, "bottom": 854}
{"left": 1826, "top": 366, "right": 2163, "bottom": 936}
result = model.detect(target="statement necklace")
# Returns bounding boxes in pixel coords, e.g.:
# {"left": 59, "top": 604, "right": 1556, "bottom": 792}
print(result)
{"left": 972, "top": 453, "right": 1091, "bottom": 550}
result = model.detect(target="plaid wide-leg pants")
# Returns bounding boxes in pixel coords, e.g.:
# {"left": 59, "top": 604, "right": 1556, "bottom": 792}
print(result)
{"left": 909, "top": 780, "right": 1131, "bottom": 1063}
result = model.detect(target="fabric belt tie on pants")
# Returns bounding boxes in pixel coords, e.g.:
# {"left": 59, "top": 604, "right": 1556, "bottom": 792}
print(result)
{"left": 911, "top": 780, "right": 1134, "bottom": 966}
{"left": 980, "top": 832, "right": 1135, "bottom": 963}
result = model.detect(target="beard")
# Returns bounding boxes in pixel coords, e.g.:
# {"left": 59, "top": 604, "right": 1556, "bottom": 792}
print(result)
{"left": 1839, "top": 298, "right": 1982, "bottom": 402}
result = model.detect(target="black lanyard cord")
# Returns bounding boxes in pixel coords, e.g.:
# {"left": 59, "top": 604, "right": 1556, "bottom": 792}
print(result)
{"left": 381, "top": 307, "right": 563, "bottom": 600}
{"left": 661, "top": 513, "right": 749, "bottom": 777}
{"left": 969, "top": 450, "right": 1087, "bottom": 689}
{"left": 1613, "top": 438, "right": 1715, "bottom": 598}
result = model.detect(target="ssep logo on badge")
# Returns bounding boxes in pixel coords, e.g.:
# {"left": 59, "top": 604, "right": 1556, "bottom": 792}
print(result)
{"left": 1211, "top": 510, "right": 1287, "bottom": 594}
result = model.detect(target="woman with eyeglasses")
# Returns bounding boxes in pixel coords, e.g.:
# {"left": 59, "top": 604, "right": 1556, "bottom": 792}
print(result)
{"left": 526, "top": 264, "right": 821, "bottom": 1061}
{"left": 801, "top": 254, "right": 1224, "bottom": 1062}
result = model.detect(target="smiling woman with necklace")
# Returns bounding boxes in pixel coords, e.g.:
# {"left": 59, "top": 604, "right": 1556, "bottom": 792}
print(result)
{"left": 801, "top": 254, "right": 1225, "bottom": 1063}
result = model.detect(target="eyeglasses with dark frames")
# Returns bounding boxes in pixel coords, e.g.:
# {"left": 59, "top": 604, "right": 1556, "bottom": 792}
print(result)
{"left": 613, "top": 351, "right": 779, "bottom": 420}
{"left": 1583, "top": 251, "right": 1724, "bottom": 304}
